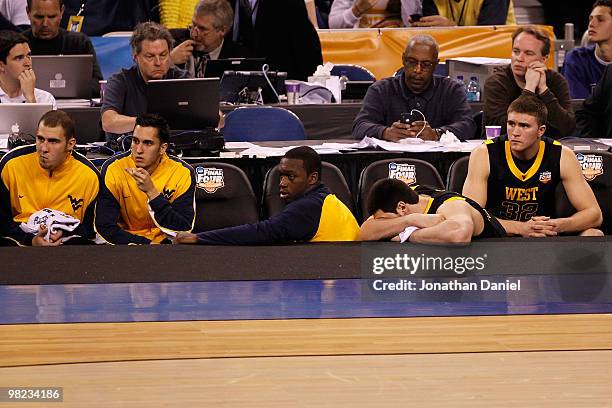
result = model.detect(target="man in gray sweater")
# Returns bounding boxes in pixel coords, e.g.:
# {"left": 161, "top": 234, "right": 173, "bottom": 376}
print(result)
{"left": 352, "top": 34, "right": 476, "bottom": 141}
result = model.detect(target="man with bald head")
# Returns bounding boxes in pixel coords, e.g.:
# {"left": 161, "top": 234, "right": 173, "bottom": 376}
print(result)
{"left": 353, "top": 35, "right": 476, "bottom": 141}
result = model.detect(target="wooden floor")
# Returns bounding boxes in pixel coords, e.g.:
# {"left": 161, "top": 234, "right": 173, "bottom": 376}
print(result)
{"left": 2, "top": 350, "right": 612, "bottom": 407}
{"left": 1, "top": 313, "right": 612, "bottom": 406}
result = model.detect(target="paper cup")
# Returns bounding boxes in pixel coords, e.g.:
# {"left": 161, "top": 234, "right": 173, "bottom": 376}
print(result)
{"left": 285, "top": 81, "right": 300, "bottom": 105}
{"left": 485, "top": 125, "right": 502, "bottom": 139}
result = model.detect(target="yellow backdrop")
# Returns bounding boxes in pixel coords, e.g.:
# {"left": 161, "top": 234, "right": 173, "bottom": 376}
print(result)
{"left": 319, "top": 26, "right": 555, "bottom": 80}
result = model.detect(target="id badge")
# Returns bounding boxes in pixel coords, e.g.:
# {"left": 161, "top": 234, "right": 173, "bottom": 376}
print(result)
{"left": 67, "top": 15, "right": 84, "bottom": 32}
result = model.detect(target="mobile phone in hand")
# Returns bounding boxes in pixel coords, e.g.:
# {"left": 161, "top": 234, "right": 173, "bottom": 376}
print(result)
{"left": 410, "top": 14, "right": 422, "bottom": 22}
{"left": 400, "top": 112, "right": 419, "bottom": 126}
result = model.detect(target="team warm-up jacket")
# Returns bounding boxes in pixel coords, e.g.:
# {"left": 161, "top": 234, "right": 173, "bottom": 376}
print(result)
{"left": 95, "top": 152, "right": 196, "bottom": 244}
{"left": 196, "top": 184, "right": 360, "bottom": 245}
{"left": 485, "top": 135, "right": 562, "bottom": 222}
{"left": 0, "top": 145, "right": 100, "bottom": 245}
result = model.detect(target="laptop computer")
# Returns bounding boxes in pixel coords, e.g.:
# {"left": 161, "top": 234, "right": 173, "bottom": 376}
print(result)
{"left": 220, "top": 70, "right": 286, "bottom": 104}
{"left": 204, "top": 58, "right": 266, "bottom": 79}
{"left": 31, "top": 55, "right": 93, "bottom": 99}
{"left": 146, "top": 77, "right": 220, "bottom": 130}
{"left": 0, "top": 103, "right": 54, "bottom": 135}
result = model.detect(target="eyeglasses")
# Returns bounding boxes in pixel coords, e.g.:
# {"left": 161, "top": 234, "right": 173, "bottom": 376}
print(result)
{"left": 403, "top": 58, "right": 435, "bottom": 71}
{"left": 188, "top": 23, "right": 214, "bottom": 35}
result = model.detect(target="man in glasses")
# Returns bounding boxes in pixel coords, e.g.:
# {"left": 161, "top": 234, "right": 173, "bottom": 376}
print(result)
{"left": 170, "top": 0, "right": 246, "bottom": 77}
{"left": 353, "top": 34, "right": 475, "bottom": 141}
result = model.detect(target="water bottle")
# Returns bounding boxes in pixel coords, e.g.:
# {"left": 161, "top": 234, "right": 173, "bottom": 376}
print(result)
{"left": 339, "top": 70, "right": 349, "bottom": 91}
{"left": 456, "top": 75, "right": 467, "bottom": 93}
{"left": 466, "top": 76, "right": 481, "bottom": 102}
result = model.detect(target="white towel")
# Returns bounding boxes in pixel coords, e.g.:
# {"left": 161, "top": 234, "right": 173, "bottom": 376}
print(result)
{"left": 20, "top": 208, "right": 81, "bottom": 242}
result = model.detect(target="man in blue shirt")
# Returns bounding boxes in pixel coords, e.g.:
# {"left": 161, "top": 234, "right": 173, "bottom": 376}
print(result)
{"left": 563, "top": 0, "right": 612, "bottom": 99}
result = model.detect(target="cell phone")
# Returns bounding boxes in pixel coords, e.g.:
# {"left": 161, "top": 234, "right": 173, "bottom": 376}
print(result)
{"left": 410, "top": 14, "right": 422, "bottom": 22}
{"left": 400, "top": 112, "right": 418, "bottom": 125}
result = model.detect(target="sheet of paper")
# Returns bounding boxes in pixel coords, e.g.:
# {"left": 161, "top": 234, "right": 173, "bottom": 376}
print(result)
{"left": 225, "top": 142, "right": 258, "bottom": 149}
{"left": 595, "top": 139, "right": 612, "bottom": 147}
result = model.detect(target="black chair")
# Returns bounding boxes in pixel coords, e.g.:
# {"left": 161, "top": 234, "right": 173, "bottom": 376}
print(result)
{"left": 555, "top": 150, "right": 612, "bottom": 234}
{"left": 262, "top": 161, "right": 354, "bottom": 218}
{"left": 473, "top": 110, "right": 484, "bottom": 139}
{"left": 190, "top": 162, "right": 259, "bottom": 232}
{"left": 358, "top": 158, "right": 445, "bottom": 220}
{"left": 446, "top": 156, "right": 470, "bottom": 194}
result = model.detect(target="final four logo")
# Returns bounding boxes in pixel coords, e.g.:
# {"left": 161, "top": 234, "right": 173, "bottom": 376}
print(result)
{"left": 195, "top": 167, "right": 225, "bottom": 193}
{"left": 576, "top": 153, "right": 604, "bottom": 181}
{"left": 539, "top": 171, "right": 551, "bottom": 184}
{"left": 388, "top": 162, "right": 417, "bottom": 185}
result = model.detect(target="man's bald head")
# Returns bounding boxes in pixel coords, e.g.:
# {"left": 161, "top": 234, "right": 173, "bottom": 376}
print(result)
{"left": 403, "top": 35, "right": 439, "bottom": 60}
{"left": 401, "top": 35, "right": 440, "bottom": 94}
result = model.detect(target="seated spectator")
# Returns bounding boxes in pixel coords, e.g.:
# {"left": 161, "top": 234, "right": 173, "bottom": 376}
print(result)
{"left": 0, "top": 29, "right": 55, "bottom": 106}
{"left": 170, "top": 0, "right": 246, "bottom": 77}
{"left": 464, "top": 95, "right": 602, "bottom": 237}
{"left": 352, "top": 34, "right": 476, "bottom": 141}
{"left": 576, "top": 64, "right": 612, "bottom": 138}
{"left": 174, "top": 146, "right": 360, "bottom": 245}
{"left": 1, "top": 0, "right": 29, "bottom": 31}
{"left": 23, "top": 0, "right": 102, "bottom": 97}
{"left": 563, "top": 0, "right": 612, "bottom": 99}
{"left": 101, "top": 22, "right": 190, "bottom": 141}
{"left": 414, "top": 0, "right": 515, "bottom": 26}
{"left": 0, "top": 110, "right": 99, "bottom": 246}
{"left": 483, "top": 26, "right": 575, "bottom": 139}
{"left": 328, "top": 0, "right": 421, "bottom": 28}
{"left": 360, "top": 179, "right": 506, "bottom": 244}
{"left": 96, "top": 114, "right": 196, "bottom": 245}
{"left": 229, "top": 0, "right": 323, "bottom": 80}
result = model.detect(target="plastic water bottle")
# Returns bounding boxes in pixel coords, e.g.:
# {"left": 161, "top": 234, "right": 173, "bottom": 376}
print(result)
{"left": 466, "top": 76, "right": 481, "bottom": 102}
{"left": 456, "top": 75, "right": 467, "bottom": 93}
{"left": 339, "top": 70, "right": 349, "bottom": 91}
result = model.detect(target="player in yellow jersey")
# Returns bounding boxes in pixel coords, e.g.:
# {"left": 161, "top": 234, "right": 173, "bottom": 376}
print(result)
{"left": 95, "top": 114, "right": 196, "bottom": 244}
{"left": 0, "top": 110, "right": 99, "bottom": 246}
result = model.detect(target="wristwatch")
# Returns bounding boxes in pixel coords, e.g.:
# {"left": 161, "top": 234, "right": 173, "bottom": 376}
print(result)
{"left": 434, "top": 128, "right": 443, "bottom": 140}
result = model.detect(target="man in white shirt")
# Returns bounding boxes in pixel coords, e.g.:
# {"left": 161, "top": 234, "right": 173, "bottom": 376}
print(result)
{"left": 0, "top": 0, "right": 29, "bottom": 29}
{"left": 328, "top": 0, "right": 421, "bottom": 28}
{"left": 0, "top": 29, "right": 55, "bottom": 107}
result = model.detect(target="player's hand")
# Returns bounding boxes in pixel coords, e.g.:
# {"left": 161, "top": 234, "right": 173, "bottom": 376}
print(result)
{"left": 411, "top": 15, "right": 453, "bottom": 27}
{"left": 519, "top": 216, "right": 558, "bottom": 238}
{"left": 18, "top": 69, "right": 37, "bottom": 103}
{"left": 383, "top": 121, "right": 413, "bottom": 142}
{"left": 170, "top": 39, "right": 194, "bottom": 65}
{"left": 32, "top": 225, "right": 63, "bottom": 246}
{"left": 172, "top": 232, "right": 199, "bottom": 244}
{"left": 126, "top": 168, "right": 159, "bottom": 199}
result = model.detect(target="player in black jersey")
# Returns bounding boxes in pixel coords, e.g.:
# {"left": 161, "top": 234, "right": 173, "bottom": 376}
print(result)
{"left": 360, "top": 179, "right": 506, "bottom": 244}
{"left": 463, "top": 95, "right": 602, "bottom": 237}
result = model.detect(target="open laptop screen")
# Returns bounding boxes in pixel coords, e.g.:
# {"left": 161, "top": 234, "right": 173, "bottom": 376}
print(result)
{"left": 146, "top": 78, "right": 220, "bottom": 130}
{"left": 31, "top": 55, "right": 93, "bottom": 99}
{"left": 204, "top": 58, "right": 266, "bottom": 79}
{"left": 0, "top": 103, "right": 54, "bottom": 135}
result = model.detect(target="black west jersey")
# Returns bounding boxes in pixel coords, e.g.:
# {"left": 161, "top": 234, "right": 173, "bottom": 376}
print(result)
{"left": 486, "top": 136, "right": 562, "bottom": 221}
{"left": 413, "top": 185, "right": 506, "bottom": 238}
